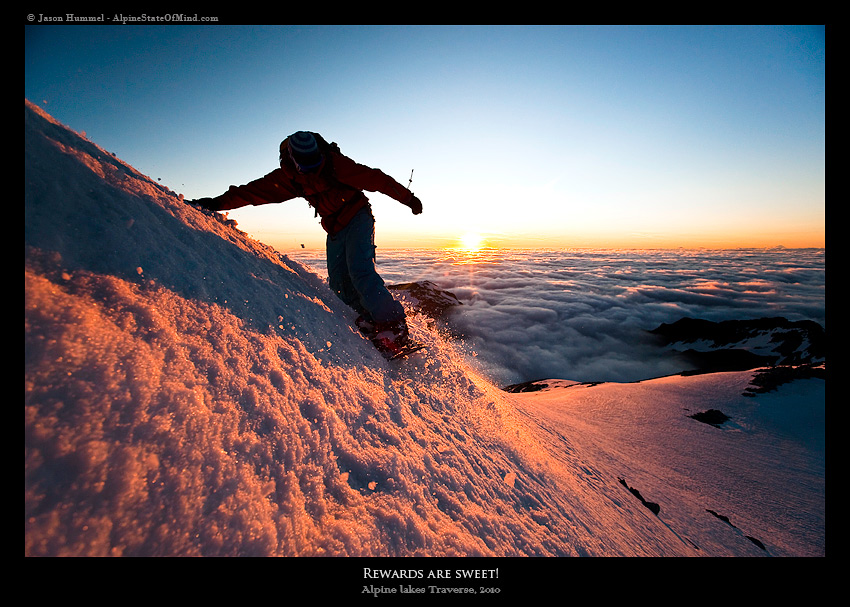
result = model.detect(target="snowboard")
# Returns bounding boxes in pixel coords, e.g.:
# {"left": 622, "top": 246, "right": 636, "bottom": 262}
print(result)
{"left": 375, "top": 338, "right": 427, "bottom": 361}
{"left": 356, "top": 317, "right": 426, "bottom": 360}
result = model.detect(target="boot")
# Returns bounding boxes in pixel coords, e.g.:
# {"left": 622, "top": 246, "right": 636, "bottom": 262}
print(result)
{"left": 372, "top": 318, "right": 411, "bottom": 356}
{"left": 355, "top": 315, "right": 377, "bottom": 338}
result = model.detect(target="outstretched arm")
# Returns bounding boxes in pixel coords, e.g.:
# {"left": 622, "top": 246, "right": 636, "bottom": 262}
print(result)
{"left": 333, "top": 154, "right": 422, "bottom": 214}
{"left": 189, "top": 169, "right": 299, "bottom": 212}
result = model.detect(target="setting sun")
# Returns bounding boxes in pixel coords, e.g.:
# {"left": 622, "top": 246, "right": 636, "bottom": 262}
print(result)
{"left": 459, "top": 232, "right": 485, "bottom": 252}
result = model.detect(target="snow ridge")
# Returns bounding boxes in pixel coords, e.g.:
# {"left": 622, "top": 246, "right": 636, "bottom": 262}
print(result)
{"left": 24, "top": 100, "right": 588, "bottom": 557}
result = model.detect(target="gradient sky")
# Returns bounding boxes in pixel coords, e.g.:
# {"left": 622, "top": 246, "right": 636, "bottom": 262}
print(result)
{"left": 25, "top": 24, "right": 825, "bottom": 250}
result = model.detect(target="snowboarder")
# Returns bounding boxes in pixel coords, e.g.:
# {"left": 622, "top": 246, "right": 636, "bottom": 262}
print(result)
{"left": 188, "top": 131, "right": 423, "bottom": 358}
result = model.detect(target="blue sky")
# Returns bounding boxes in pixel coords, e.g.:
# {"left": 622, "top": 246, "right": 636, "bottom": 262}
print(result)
{"left": 25, "top": 24, "right": 825, "bottom": 250}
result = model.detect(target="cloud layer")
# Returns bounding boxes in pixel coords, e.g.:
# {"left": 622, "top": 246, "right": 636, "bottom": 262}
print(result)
{"left": 291, "top": 248, "right": 825, "bottom": 386}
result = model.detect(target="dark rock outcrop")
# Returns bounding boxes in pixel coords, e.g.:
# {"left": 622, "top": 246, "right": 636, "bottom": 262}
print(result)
{"left": 503, "top": 380, "right": 549, "bottom": 393}
{"left": 744, "top": 364, "right": 826, "bottom": 396}
{"left": 706, "top": 509, "right": 767, "bottom": 551}
{"left": 649, "top": 317, "right": 825, "bottom": 375}
{"left": 688, "top": 409, "right": 731, "bottom": 427}
{"left": 388, "top": 280, "right": 462, "bottom": 321}
{"left": 618, "top": 478, "right": 660, "bottom": 516}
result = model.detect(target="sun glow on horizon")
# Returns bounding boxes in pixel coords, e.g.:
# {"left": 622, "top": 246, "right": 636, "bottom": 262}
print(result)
{"left": 458, "top": 232, "right": 486, "bottom": 252}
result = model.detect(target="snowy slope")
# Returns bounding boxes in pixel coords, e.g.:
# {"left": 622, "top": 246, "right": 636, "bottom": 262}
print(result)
{"left": 24, "top": 100, "right": 824, "bottom": 559}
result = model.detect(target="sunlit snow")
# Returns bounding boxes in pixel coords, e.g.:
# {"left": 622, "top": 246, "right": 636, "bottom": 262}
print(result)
{"left": 25, "top": 100, "right": 824, "bottom": 561}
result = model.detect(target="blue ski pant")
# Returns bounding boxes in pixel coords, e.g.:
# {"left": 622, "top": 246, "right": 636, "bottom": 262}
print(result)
{"left": 326, "top": 208, "right": 405, "bottom": 326}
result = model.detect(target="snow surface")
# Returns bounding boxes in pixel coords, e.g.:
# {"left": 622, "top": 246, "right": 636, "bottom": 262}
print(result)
{"left": 25, "top": 100, "right": 824, "bottom": 562}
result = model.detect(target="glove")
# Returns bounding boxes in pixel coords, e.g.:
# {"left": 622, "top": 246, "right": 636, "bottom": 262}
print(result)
{"left": 187, "top": 197, "right": 221, "bottom": 211}
{"left": 407, "top": 195, "right": 423, "bottom": 215}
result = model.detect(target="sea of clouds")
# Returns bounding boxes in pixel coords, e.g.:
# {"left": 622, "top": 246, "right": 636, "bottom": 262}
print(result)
{"left": 287, "top": 247, "right": 825, "bottom": 386}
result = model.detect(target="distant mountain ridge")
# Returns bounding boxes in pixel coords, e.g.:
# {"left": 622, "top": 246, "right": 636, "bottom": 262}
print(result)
{"left": 649, "top": 316, "right": 825, "bottom": 373}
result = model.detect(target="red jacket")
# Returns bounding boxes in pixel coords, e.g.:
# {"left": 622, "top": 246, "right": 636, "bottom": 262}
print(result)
{"left": 214, "top": 135, "right": 415, "bottom": 235}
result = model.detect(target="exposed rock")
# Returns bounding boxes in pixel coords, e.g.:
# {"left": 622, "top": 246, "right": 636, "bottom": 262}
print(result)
{"left": 649, "top": 317, "right": 825, "bottom": 374}
{"left": 388, "top": 280, "right": 463, "bottom": 321}
{"left": 502, "top": 379, "right": 602, "bottom": 393}
{"left": 503, "top": 380, "right": 549, "bottom": 393}
{"left": 688, "top": 409, "right": 730, "bottom": 427}
{"left": 744, "top": 364, "right": 826, "bottom": 397}
{"left": 677, "top": 348, "right": 776, "bottom": 375}
{"left": 706, "top": 509, "right": 767, "bottom": 551}
{"left": 618, "top": 478, "right": 660, "bottom": 516}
